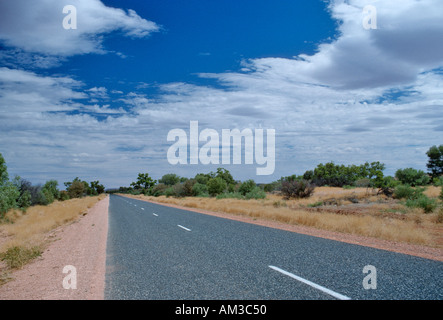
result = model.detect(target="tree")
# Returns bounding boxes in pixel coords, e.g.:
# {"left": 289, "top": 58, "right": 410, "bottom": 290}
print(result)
{"left": 0, "top": 153, "right": 8, "bottom": 186}
{"left": 395, "top": 168, "right": 430, "bottom": 186}
{"left": 215, "top": 168, "right": 236, "bottom": 186}
{"left": 207, "top": 177, "right": 227, "bottom": 196}
{"left": 90, "top": 181, "right": 105, "bottom": 195}
{"left": 426, "top": 145, "right": 443, "bottom": 178}
{"left": 41, "top": 180, "right": 59, "bottom": 204}
{"left": 67, "top": 179, "right": 86, "bottom": 199}
{"left": 158, "top": 173, "right": 180, "bottom": 186}
{"left": 0, "top": 154, "right": 20, "bottom": 216}
{"left": 238, "top": 179, "right": 256, "bottom": 196}
{"left": 131, "top": 173, "right": 156, "bottom": 193}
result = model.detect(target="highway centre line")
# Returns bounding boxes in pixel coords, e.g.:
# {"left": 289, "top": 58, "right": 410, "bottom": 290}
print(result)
{"left": 153, "top": 213, "right": 158, "bottom": 216}
{"left": 177, "top": 225, "right": 192, "bottom": 232}
{"left": 268, "top": 265, "right": 351, "bottom": 300}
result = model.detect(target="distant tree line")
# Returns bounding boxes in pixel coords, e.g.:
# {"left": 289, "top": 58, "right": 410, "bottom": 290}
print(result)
{"left": 117, "top": 167, "right": 266, "bottom": 200}
{"left": 0, "top": 153, "right": 105, "bottom": 219}
{"left": 114, "top": 145, "right": 443, "bottom": 206}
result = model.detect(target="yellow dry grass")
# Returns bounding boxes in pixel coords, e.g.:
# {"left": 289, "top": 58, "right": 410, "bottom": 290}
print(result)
{"left": 0, "top": 195, "right": 106, "bottom": 253}
{"left": 122, "top": 186, "right": 442, "bottom": 248}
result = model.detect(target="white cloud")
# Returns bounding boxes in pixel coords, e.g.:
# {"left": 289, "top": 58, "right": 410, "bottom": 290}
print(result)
{"left": 1, "top": 0, "right": 442, "bottom": 186}
{"left": 0, "top": 0, "right": 159, "bottom": 57}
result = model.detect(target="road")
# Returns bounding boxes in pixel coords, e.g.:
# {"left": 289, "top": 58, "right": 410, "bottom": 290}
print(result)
{"left": 104, "top": 194, "right": 443, "bottom": 300}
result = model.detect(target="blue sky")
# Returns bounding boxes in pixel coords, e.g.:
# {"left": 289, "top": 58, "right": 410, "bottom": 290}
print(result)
{"left": 0, "top": 0, "right": 442, "bottom": 188}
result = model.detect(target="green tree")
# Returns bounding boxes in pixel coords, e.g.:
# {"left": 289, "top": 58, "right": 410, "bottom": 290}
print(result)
{"left": 41, "top": 180, "right": 59, "bottom": 204}
{"left": 90, "top": 181, "right": 105, "bottom": 195}
{"left": 238, "top": 179, "right": 256, "bottom": 196}
{"left": 207, "top": 177, "right": 227, "bottom": 196}
{"left": 66, "top": 178, "right": 86, "bottom": 199}
{"left": 0, "top": 153, "right": 8, "bottom": 185}
{"left": 194, "top": 173, "right": 212, "bottom": 185}
{"left": 0, "top": 154, "right": 20, "bottom": 216}
{"left": 158, "top": 173, "right": 180, "bottom": 186}
{"left": 426, "top": 145, "right": 443, "bottom": 178}
{"left": 131, "top": 173, "right": 156, "bottom": 193}
{"left": 395, "top": 168, "right": 430, "bottom": 186}
{"left": 215, "top": 168, "right": 236, "bottom": 186}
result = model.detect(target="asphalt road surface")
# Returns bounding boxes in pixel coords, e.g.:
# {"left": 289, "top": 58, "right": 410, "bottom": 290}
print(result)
{"left": 104, "top": 194, "right": 442, "bottom": 300}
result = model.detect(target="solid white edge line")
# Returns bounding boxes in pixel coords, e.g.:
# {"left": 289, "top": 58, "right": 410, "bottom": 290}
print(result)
{"left": 177, "top": 225, "right": 191, "bottom": 232}
{"left": 268, "top": 265, "right": 351, "bottom": 300}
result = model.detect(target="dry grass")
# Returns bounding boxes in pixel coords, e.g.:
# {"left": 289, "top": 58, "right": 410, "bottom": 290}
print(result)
{"left": 122, "top": 186, "right": 443, "bottom": 248}
{"left": 0, "top": 195, "right": 106, "bottom": 263}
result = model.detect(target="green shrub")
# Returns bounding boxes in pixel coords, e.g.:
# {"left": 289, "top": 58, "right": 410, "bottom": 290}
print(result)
{"left": 245, "top": 186, "right": 266, "bottom": 199}
{"left": 192, "top": 182, "right": 209, "bottom": 197}
{"left": 59, "top": 190, "right": 70, "bottom": 201}
{"left": 207, "top": 177, "right": 227, "bottom": 196}
{"left": 238, "top": 179, "right": 256, "bottom": 196}
{"left": 393, "top": 184, "right": 415, "bottom": 199}
{"left": 395, "top": 168, "right": 430, "bottom": 186}
{"left": 432, "top": 176, "right": 443, "bottom": 186}
{"left": 0, "top": 183, "right": 20, "bottom": 217}
{"left": 151, "top": 183, "right": 168, "bottom": 197}
{"left": 405, "top": 195, "right": 437, "bottom": 213}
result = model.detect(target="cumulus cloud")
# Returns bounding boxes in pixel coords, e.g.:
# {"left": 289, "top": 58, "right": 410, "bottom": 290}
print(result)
{"left": 1, "top": 0, "right": 442, "bottom": 186}
{"left": 0, "top": 0, "right": 159, "bottom": 57}
{"left": 232, "top": 0, "right": 443, "bottom": 90}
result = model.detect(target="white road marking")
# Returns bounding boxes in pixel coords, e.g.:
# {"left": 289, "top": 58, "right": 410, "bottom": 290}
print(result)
{"left": 268, "top": 265, "right": 351, "bottom": 300}
{"left": 177, "top": 225, "right": 191, "bottom": 232}
{"left": 153, "top": 213, "right": 158, "bottom": 217}
{"left": 141, "top": 208, "right": 145, "bottom": 210}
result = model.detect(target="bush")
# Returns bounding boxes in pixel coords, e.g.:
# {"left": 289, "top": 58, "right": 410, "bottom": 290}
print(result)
{"left": 393, "top": 184, "right": 415, "bottom": 199}
{"left": 151, "top": 183, "right": 168, "bottom": 197}
{"left": 67, "top": 180, "right": 86, "bottom": 198}
{"left": 281, "top": 179, "right": 315, "bottom": 199}
{"left": 59, "top": 190, "right": 70, "bottom": 201}
{"left": 192, "top": 182, "right": 209, "bottom": 197}
{"left": 433, "top": 176, "right": 443, "bottom": 186}
{"left": 207, "top": 177, "right": 227, "bottom": 196}
{"left": 238, "top": 180, "right": 256, "bottom": 196}
{"left": 405, "top": 195, "right": 437, "bottom": 213}
{"left": 395, "top": 168, "right": 430, "bottom": 186}
{"left": 244, "top": 186, "right": 266, "bottom": 199}
{"left": 0, "top": 183, "right": 20, "bottom": 217}
{"left": 183, "top": 179, "right": 196, "bottom": 197}
{"left": 158, "top": 173, "right": 180, "bottom": 186}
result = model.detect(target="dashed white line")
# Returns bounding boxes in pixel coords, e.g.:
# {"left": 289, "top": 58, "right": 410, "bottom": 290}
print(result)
{"left": 177, "top": 225, "right": 191, "bottom": 232}
{"left": 141, "top": 208, "right": 145, "bottom": 210}
{"left": 153, "top": 213, "right": 158, "bottom": 217}
{"left": 268, "top": 265, "right": 351, "bottom": 300}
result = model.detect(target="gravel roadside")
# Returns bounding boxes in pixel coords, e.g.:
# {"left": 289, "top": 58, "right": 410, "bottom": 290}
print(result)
{"left": 0, "top": 195, "right": 109, "bottom": 300}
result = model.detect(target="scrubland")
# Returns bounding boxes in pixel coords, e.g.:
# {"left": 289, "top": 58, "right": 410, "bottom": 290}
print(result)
{"left": 0, "top": 195, "right": 105, "bottom": 278}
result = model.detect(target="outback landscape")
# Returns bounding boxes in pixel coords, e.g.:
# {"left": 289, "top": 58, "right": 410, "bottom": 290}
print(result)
{"left": 1, "top": 0, "right": 442, "bottom": 303}
{"left": 1, "top": 145, "right": 443, "bottom": 289}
